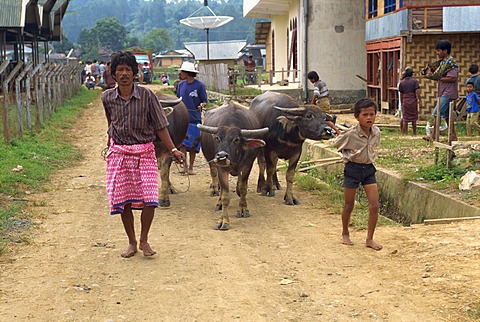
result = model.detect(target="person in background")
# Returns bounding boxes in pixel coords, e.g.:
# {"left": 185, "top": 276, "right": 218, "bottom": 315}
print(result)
{"left": 173, "top": 72, "right": 184, "bottom": 94}
{"left": 92, "top": 60, "right": 100, "bottom": 85}
{"left": 422, "top": 40, "right": 459, "bottom": 142}
{"left": 84, "top": 72, "right": 96, "bottom": 90}
{"left": 142, "top": 62, "right": 151, "bottom": 84}
{"left": 243, "top": 55, "right": 256, "bottom": 72}
{"left": 176, "top": 61, "right": 208, "bottom": 175}
{"left": 465, "top": 81, "right": 480, "bottom": 137}
{"left": 98, "top": 61, "right": 106, "bottom": 84}
{"left": 398, "top": 67, "right": 422, "bottom": 135}
{"left": 161, "top": 73, "right": 170, "bottom": 85}
{"left": 102, "top": 51, "right": 184, "bottom": 258}
{"left": 466, "top": 64, "right": 480, "bottom": 95}
{"left": 334, "top": 98, "right": 383, "bottom": 251}
{"left": 307, "top": 70, "right": 341, "bottom": 135}
{"left": 102, "top": 62, "right": 116, "bottom": 90}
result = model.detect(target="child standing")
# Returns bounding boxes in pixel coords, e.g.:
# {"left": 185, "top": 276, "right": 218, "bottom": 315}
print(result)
{"left": 466, "top": 81, "right": 480, "bottom": 137}
{"left": 334, "top": 98, "right": 383, "bottom": 251}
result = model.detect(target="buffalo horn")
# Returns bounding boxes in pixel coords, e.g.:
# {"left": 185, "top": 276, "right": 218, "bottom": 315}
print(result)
{"left": 158, "top": 97, "right": 182, "bottom": 107}
{"left": 274, "top": 106, "right": 305, "bottom": 116}
{"left": 197, "top": 124, "right": 218, "bottom": 134}
{"left": 162, "top": 106, "right": 174, "bottom": 116}
{"left": 240, "top": 127, "right": 269, "bottom": 138}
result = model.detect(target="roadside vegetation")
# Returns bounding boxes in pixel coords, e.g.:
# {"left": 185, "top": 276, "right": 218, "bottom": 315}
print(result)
{"left": 0, "top": 88, "right": 100, "bottom": 253}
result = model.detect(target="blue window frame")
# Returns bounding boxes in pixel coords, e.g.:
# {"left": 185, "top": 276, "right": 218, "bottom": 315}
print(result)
{"left": 384, "top": 0, "right": 396, "bottom": 13}
{"left": 368, "top": 0, "right": 378, "bottom": 18}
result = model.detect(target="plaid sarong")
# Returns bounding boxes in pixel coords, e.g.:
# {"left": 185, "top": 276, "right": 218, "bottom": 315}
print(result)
{"left": 106, "top": 140, "right": 158, "bottom": 215}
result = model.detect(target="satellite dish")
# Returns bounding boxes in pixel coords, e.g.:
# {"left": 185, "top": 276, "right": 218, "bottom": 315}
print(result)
{"left": 180, "top": 1, "right": 234, "bottom": 61}
{"left": 179, "top": 16, "right": 233, "bottom": 30}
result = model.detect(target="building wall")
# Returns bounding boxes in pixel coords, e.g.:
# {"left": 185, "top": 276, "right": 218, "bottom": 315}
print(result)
{"left": 403, "top": 33, "right": 480, "bottom": 119}
{"left": 270, "top": 14, "right": 290, "bottom": 81}
{"left": 307, "top": 0, "right": 366, "bottom": 103}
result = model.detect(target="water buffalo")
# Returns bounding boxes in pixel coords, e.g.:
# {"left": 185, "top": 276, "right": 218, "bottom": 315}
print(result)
{"left": 250, "top": 91, "right": 333, "bottom": 205}
{"left": 198, "top": 102, "right": 268, "bottom": 230}
{"left": 154, "top": 93, "right": 189, "bottom": 207}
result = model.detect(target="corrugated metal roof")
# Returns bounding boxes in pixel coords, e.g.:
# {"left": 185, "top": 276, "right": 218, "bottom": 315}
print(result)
{"left": 444, "top": 6, "right": 480, "bottom": 32}
{"left": 0, "top": 0, "right": 29, "bottom": 28}
{"left": 184, "top": 40, "right": 247, "bottom": 61}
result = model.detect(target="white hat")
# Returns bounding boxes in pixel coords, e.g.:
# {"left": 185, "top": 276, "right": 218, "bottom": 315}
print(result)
{"left": 179, "top": 61, "right": 199, "bottom": 74}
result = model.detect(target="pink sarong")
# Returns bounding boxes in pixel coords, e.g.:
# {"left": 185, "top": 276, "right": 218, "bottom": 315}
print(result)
{"left": 106, "top": 140, "right": 158, "bottom": 215}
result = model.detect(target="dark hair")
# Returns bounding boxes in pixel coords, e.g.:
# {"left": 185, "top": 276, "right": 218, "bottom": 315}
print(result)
{"left": 184, "top": 71, "right": 197, "bottom": 78}
{"left": 354, "top": 98, "right": 377, "bottom": 116}
{"left": 469, "top": 64, "right": 479, "bottom": 75}
{"left": 467, "top": 81, "right": 475, "bottom": 86}
{"left": 110, "top": 51, "right": 139, "bottom": 80}
{"left": 404, "top": 69, "right": 414, "bottom": 78}
{"left": 435, "top": 40, "right": 451, "bottom": 55}
{"left": 307, "top": 71, "right": 319, "bottom": 82}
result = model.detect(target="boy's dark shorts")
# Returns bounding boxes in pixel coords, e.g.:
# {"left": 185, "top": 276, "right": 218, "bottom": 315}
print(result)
{"left": 343, "top": 162, "right": 377, "bottom": 188}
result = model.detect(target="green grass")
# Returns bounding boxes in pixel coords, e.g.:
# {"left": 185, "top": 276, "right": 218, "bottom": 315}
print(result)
{"left": 0, "top": 88, "right": 100, "bottom": 245}
{"left": 294, "top": 166, "right": 399, "bottom": 230}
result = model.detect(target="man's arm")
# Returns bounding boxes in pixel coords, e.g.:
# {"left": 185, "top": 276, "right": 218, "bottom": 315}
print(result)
{"left": 156, "top": 128, "right": 185, "bottom": 163}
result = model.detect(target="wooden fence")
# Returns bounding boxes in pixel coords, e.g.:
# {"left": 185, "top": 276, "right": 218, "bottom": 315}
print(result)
{"left": 0, "top": 61, "right": 83, "bottom": 143}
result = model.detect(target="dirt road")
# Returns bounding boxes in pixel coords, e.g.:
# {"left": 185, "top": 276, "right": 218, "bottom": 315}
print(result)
{"left": 1, "top": 88, "right": 479, "bottom": 321}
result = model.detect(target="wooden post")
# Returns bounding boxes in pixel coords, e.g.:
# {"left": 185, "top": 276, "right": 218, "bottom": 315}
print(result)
{"left": 434, "top": 98, "right": 441, "bottom": 164}
{"left": 2, "top": 61, "right": 24, "bottom": 143}
{"left": 446, "top": 101, "right": 455, "bottom": 169}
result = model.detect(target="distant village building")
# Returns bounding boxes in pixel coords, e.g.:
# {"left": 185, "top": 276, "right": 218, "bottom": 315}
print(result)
{"left": 184, "top": 40, "right": 247, "bottom": 67}
{"left": 154, "top": 50, "right": 192, "bottom": 68}
{"left": 244, "top": 0, "right": 365, "bottom": 104}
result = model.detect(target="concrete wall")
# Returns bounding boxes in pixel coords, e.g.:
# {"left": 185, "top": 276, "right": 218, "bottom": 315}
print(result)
{"left": 306, "top": 0, "right": 366, "bottom": 101}
{"left": 303, "top": 140, "right": 480, "bottom": 224}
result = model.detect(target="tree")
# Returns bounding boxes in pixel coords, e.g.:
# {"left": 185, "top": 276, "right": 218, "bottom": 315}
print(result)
{"left": 141, "top": 28, "right": 173, "bottom": 53}
{"left": 92, "top": 17, "right": 128, "bottom": 52}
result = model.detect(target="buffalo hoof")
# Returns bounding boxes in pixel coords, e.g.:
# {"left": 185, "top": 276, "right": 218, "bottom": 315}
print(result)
{"left": 210, "top": 191, "right": 220, "bottom": 197}
{"left": 214, "top": 223, "right": 229, "bottom": 230}
{"left": 235, "top": 210, "right": 251, "bottom": 218}
{"left": 158, "top": 199, "right": 170, "bottom": 207}
{"left": 261, "top": 189, "right": 275, "bottom": 197}
{"left": 215, "top": 204, "right": 222, "bottom": 211}
{"left": 284, "top": 198, "right": 300, "bottom": 205}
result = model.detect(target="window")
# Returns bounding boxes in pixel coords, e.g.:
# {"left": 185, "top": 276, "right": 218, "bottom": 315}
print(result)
{"left": 368, "top": 0, "right": 378, "bottom": 18}
{"left": 384, "top": 0, "right": 396, "bottom": 14}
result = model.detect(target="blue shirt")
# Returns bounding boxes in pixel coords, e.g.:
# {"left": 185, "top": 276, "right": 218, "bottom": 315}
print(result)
{"left": 466, "top": 92, "right": 480, "bottom": 113}
{"left": 176, "top": 79, "right": 208, "bottom": 123}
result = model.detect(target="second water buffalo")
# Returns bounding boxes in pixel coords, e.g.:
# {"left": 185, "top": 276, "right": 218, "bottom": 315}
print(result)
{"left": 250, "top": 91, "right": 334, "bottom": 205}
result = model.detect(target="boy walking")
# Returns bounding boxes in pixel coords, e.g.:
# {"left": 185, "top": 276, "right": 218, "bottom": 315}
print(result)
{"left": 334, "top": 98, "right": 383, "bottom": 251}
{"left": 466, "top": 81, "right": 480, "bottom": 137}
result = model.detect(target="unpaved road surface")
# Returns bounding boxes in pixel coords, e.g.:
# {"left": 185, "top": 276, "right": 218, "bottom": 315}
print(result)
{"left": 1, "top": 87, "right": 479, "bottom": 321}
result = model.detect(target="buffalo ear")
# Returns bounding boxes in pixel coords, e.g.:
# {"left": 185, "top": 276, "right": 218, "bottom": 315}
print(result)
{"left": 277, "top": 115, "right": 297, "bottom": 132}
{"left": 242, "top": 139, "right": 266, "bottom": 150}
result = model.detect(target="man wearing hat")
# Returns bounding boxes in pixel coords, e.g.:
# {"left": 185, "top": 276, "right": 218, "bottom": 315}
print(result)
{"left": 176, "top": 61, "right": 208, "bottom": 174}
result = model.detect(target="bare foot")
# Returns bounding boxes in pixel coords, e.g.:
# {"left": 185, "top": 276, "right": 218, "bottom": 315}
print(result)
{"left": 341, "top": 235, "right": 353, "bottom": 246}
{"left": 366, "top": 239, "right": 383, "bottom": 251}
{"left": 188, "top": 168, "right": 195, "bottom": 175}
{"left": 121, "top": 243, "right": 138, "bottom": 258}
{"left": 139, "top": 242, "right": 157, "bottom": 256}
